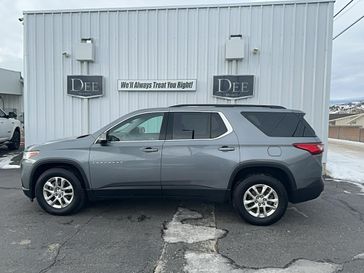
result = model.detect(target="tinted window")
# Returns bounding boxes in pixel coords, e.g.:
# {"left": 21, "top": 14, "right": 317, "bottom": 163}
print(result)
{"left": 241, "top": 112, "right": 316, "bottom": 137}
{"left": 211, "top": 113, "right": 228, "bottom": 138}
{"left": 170, "top": 112, "right": 228, "bottom": 139}
{"left": 172, "top": 112, "right": 210, "bottom": 139}
{"left": 108, "top": 113, "right": 164, "bottom": 141}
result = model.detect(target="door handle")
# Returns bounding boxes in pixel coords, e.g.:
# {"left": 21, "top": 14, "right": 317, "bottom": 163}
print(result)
{"left": 142, "top": 147, "right": 159, "bottom": 153}
{"left": 218, "top": 146, "right": 235, "bottom": 152}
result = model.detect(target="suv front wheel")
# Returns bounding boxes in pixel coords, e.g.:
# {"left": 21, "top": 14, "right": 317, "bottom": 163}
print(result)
{"left": 35, "top": 168, "right": 86, "bottom": 215}
{"left": 233, "top": 174, "right": 288, "bottom": 226}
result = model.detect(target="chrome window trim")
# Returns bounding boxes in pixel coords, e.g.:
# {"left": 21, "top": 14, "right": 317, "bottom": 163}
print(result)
{"left": 94, "top": 110, "right": 233, "bottom": 144}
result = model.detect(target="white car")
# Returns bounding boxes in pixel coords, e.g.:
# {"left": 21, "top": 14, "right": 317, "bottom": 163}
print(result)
{"left": 0, "top": 108, "right": 21, "bottom": 150}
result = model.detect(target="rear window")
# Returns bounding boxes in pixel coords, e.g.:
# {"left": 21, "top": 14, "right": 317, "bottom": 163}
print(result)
{"left": 241, "top": 112, "right": 316, "bottom": 137}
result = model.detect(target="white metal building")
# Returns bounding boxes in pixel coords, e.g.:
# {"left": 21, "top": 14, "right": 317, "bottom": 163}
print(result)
{"left": 0, "top": 68, "right": 24, "bottom": 121}
{"left": 23, "top": 0, "right": 334, "bottom": 161}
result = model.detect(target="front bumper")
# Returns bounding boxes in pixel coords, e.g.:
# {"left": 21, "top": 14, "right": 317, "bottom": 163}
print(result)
{"left": 290, "top": 177, "right": 324, "bottom": 203}
{"left": 22, "top": 186, "right": 32, "bottom": 199}
{"left": 21, "top": 159, "right": 35, "bottom": 199}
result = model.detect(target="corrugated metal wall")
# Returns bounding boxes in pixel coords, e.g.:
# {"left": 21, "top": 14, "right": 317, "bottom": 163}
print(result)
{"left": 0, "top": 68, "right": 23, "bottom": 95}
{"left": 24, "top": 0, "right": 334, "bottom": 161}
{"left": 0, "top": 94, "right": 23, "bottom": 114}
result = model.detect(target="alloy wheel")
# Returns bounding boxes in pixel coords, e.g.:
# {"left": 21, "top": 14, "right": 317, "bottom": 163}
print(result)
{"left": 42, "top": 177, "right": 74, "bottom": 209}
{"left": 243, "top": 184, "right": 279, "bottom": 218}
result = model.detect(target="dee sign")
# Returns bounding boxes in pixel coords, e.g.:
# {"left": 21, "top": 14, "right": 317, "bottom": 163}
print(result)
{"left": 213, "top": 75, "right": 254, "bottom": 99}
{"left": 67, "top": 75, "right": 103, "bottom": 98}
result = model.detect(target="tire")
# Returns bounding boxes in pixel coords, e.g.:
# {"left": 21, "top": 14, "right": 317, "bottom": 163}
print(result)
{"left": 35, "top": 168, "right": 86, "bottom": 215}
{"left": 7, "top": 129, "right": 20, "bottom": 150}
{"left": 232, "top": 174, "right": 288, "bottom": 226}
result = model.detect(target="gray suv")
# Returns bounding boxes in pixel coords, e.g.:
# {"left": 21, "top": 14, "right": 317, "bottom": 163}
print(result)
{"left": 21, "top": 104, "right": 324, "bottom": 225}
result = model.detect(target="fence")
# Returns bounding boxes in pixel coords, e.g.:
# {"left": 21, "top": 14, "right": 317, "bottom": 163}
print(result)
{"left": 329, "top": 126, "right": 364, "bottom": 142}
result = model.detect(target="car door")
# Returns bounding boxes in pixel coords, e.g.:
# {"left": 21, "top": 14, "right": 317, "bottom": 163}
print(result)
{"left": 0, "top": 109, "right": 12, "bottom": 141}
{"left": 89, "top": 112, "right": 167, "bottom": 198}
{"left": 161, "top": 111, "right": 240, "bottom": 201}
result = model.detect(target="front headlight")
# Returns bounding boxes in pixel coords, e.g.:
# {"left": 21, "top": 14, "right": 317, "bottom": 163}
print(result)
{"left": 23, "top": 151, "right": 40, "bottom": 160}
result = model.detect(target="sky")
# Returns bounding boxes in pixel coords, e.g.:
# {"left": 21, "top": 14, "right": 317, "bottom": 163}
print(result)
{"left": 0, "top": 0, "right": 363, "bottom": 100}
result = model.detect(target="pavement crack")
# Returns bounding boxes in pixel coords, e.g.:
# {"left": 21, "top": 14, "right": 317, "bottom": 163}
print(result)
{"left": 321, "top": 196, "right": 364, "bottom": 223}
{"left": 337, "top": 199, "right": 364, "bottom": 222}
{"left": 325, "top": 178, "right": 364, "bottom": 195}
{"left": 184, "top": 252, "right": 342, "bottom": 273}
{"left": 38, "top": 213, "right": 100, "bottom": 273}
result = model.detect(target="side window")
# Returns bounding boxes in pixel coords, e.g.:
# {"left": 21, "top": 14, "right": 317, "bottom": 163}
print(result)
{"left": 169, "top": 112, "right": 228, "bottom": 140}
{"left": 138, "top": 116, "right": 163, "bottom": 134}
{"left": 0, "top": 109, "right": 6, "bottom": 118}
{"left": 211, "top": 113, "right": 228, "bottom": 138}
{"left": 241, "top": 112, "right": 316, "bottom": 137}
{"left": 107, "top": 113, "right": 164, "bottom": 141}
{"left": 172, "top": 112, "right": 210, "bottom": 139}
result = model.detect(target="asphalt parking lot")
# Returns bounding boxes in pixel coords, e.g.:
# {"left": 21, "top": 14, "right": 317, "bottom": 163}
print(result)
{"left": 0, "top": 142, "right": 364, "bottom": 273}
{"left": 0, "top": 165, "right": 363, "bottom": 273}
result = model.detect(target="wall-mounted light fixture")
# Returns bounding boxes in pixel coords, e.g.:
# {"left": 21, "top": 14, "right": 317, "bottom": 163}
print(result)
{"left": 62, "top": 51, "right": 71, "bottom": 58}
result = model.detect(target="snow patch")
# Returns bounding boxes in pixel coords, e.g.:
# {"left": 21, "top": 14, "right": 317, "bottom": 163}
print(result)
{"left": 0, "top": 153, "right": 20, "bottom": 169}
{"left": 153, "top": 247, "right": 166, "bottom": 273}
{"left": 344, "top": 181, "right": 364, "bottom": 195}
{"left": 184, "top": 252, "right": 340, "bottom": 273}
{"left": 328, "top": 138, "right": 364, "bottom": 147}
{"left": 47, "top": 243, "right": 60, "bottom": 252}
{"left": 164, "top": 222, "right": 226, "bottom": 244}
{"left": 327, "top": 139, "right": 364, "bottom": 185}
{"left": 163, "top": 208, "right": 226, "bottom": 244}
{"left": 11, "top": 239, "right": 31, "bottom": 246}
{"left": 1, "top": 163, "right": 20, "bottom": 169}
{"left": 353, "top": 253, "right": 364, "bottom": 260}
{"left": 327, "top": 178, "right": 364, "bottom": 195}
{"left": 184, "top": 252, "right": 242, "bottom": 273}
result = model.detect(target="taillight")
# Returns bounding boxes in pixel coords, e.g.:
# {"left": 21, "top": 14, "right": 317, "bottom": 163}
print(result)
{"left": 293, "top": 143, "right": 324, "bottom": 155}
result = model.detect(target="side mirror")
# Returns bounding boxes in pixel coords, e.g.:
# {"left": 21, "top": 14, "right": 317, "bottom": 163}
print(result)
{"left": 8, "top": 112, "right": 17, "bottom": 119}
{"left": 98, "top": 132, "right": 108, "bottom": 146}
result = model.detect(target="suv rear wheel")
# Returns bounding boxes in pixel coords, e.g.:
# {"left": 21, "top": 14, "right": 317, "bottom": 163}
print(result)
{"left": 233, "top": 174, "right": 288, "bottom": 226}
{"left": 35, "top": 168, "right": 86, "bottom": 215}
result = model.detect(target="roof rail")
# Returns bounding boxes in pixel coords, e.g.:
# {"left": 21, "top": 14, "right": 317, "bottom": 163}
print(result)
{"left": 170, "top": 104, "right": 286, "bottom": 109}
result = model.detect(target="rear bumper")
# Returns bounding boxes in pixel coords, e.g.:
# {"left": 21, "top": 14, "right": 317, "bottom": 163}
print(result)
{"left": 290, "top": 177, "right": 324, "bottom": 203}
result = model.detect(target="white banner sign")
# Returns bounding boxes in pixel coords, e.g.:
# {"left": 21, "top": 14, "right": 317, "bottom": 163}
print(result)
{"left": 117, "top": 79, "right": 196, "bottom": 91}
